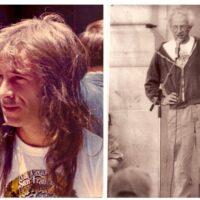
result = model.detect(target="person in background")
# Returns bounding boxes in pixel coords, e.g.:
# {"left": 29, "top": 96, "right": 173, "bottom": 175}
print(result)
{"left": 80, "top": 19, "right": 103, "bottom": 137}
{"left": 109, "top": 166, "right": 151, "bottom": 197}
{"left": 0, "top": 13, "right": 102, "bottom": 197}
{"left": 108, "top": 134, "right": 124, "bottom": 181}
{"left": 108, "top": 113, "right": 124, "bottom": 196}
{"left": 145, "top": 7, "right": 200, "bottom": 197}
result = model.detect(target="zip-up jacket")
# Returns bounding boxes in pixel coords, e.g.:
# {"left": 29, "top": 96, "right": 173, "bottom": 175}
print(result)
{"left": 145, "top": 37, "right": 200, "bottom": 109}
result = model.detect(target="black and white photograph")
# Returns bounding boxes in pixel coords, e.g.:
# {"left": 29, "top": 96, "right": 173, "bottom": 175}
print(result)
{"left": 108, "top": 4, "right": 200, "bottom": 197}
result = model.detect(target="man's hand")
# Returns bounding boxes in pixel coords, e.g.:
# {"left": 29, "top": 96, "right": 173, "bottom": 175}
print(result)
{"left": 162, "top": 92, "right": 178, "bottom": 105}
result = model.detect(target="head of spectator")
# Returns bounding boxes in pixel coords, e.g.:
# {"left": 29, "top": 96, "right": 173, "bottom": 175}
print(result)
{"left": 79, "top": 19, "right": 103, "bottom": 71}
{"left": 109, "top": 166, "right": 152, "bottom": 197}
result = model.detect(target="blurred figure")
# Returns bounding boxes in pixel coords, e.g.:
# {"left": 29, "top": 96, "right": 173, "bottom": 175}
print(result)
{"left": 80, "top": 20, "right": 103, "bottom": 137}
{"left": 108, "top": 114, "right": 124, "bottom": 196}
{"left": 109, "top": 166, "right": 152, "bottom": 197}
{"left": 108, "top": 113, "right": 151, "bottom": 197}
{"left": 108, "top": 134, "right": 124, "bottom": 181}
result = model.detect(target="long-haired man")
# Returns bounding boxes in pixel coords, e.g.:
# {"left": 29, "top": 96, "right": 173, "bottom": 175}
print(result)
{"left": 0, "top": 13, "right": 102, "bottom": 197}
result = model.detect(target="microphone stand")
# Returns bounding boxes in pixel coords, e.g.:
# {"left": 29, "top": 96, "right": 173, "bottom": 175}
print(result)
{"left": 150, "top": 53, "right": 179, "bottom": 118}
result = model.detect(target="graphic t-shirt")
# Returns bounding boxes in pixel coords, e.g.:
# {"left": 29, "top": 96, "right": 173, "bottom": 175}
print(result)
{"left": 163, "top": 36, "right": 195, "bottom": 67}
{"left": 4, "top": 129, "right": 103, "bottom": 197}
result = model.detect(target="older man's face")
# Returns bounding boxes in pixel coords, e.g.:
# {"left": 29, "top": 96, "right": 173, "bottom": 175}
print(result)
{"left": 170, "top": 13, "right": 192, "bottom": 43}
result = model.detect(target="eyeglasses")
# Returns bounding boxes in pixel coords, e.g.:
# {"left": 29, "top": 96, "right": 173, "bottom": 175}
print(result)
{"left": 171, "top": 25, "right": 190, "bottom": 32}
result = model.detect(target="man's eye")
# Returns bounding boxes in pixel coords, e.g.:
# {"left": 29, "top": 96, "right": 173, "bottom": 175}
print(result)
{"left": 173, "top": 26, "right": 178, "bottom": 30}
{"left": 0, "top": 75, "right": 3, "bottom": 83}
{"left": 12, "top": 76, "right": 26, "bottom": 83}
{"left": 16, "top": 76, "right": 24, "bottom": 80}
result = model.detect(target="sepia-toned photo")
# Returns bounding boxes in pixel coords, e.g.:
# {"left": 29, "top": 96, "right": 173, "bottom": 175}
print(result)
{"left": 108, "top": 4, "right": 200, "bottom": 197}
{"left": 0, "top": 5, "right": 103, "bottom": 197}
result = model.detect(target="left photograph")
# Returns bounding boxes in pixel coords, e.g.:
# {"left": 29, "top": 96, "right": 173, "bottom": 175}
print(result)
{"left": 0, "top": 5, "right": 103, "bottom": 197}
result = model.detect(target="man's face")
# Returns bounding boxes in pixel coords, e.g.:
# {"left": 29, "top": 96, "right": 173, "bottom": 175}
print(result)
{"left": 109, "top": 137, "right": 123, "bottom": 169}
{"left": 170, "top": 13, "right": 192, "bottom": 43}
{"left": 0, "top": 64, "right": 42, "bottom": 128}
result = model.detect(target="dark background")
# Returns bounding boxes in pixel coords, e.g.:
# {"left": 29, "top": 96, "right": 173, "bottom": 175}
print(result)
{"left": 0, "top": 5, "right": 103, "bottom": 34}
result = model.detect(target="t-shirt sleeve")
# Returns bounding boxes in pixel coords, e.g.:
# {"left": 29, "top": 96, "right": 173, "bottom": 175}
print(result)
{"left": 85, "top": 130, "right": 103, "bottom": 197}
{"left": 74, "top": 129, "right": 103, "bottom": 197}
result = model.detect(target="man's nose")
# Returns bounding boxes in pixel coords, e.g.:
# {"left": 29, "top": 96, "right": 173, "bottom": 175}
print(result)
{"left": 0, "top": 81, "right": 15, "bottom": 104}
{"left": 176, "top": 26, "right": 182, "bottom": 33}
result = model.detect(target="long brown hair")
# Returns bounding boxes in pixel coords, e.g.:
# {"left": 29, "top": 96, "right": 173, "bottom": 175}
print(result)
{"left": 0, "top": 13, "right": 91, "bottom": 196}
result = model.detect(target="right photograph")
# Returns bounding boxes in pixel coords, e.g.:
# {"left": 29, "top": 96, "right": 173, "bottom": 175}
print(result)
{"left": 108, "top": 5, "right": 200, "bottom": 198}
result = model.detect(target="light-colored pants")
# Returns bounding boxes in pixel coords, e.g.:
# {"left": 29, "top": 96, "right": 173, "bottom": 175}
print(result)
{"left": 167, "top": 104, "right": 200, "bottom": 197}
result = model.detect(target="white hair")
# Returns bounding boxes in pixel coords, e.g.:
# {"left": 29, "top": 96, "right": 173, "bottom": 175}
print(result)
{"left": 168, "top": 7, "right": 195, "bottom": 27}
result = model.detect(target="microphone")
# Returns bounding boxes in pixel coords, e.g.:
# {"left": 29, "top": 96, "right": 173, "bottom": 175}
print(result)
{"left": 175, "top": 39, "right": 182, "bottom": 59}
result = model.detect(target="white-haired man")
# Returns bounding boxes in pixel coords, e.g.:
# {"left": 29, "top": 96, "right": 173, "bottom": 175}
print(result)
{"left": 145, "top": 8, "right": 200, "bottom": 197}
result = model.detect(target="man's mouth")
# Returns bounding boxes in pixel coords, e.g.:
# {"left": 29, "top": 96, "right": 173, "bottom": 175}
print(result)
{"left": 176, "top": 35, "right": 184, "bottom": 38}
{"left": 2, "top": 105, "right": 20, "bottom": 112}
